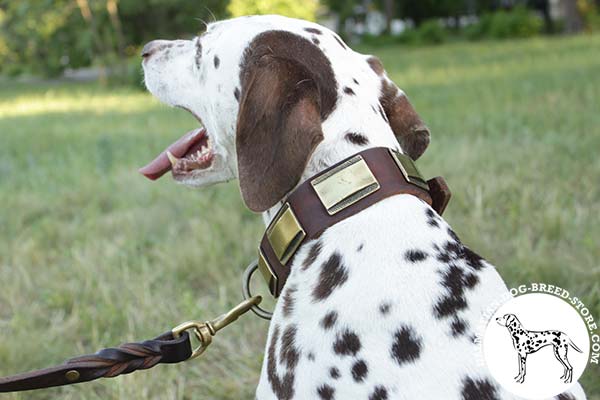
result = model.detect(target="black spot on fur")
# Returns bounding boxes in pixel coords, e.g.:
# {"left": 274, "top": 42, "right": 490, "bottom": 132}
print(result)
{"left": 329, "top": 367, "right": 341, "bottom": 379}
{"left": 333, "top": 330, "right": 361, "bottom": 356}
{"left": 305, "top": 27, "right": 323, "bottom": 34}
{"left": 280, "top": 325, "right": 300, "bottom": 369}
{"left": 345, "top": 132, "right": 369, "bottom": 146}
{"left": 463, "top": 246, "right": 485, "bottom": 270}
{"left": 267, "top": 325, "right": 295, "bottom": 400}
{"left": 333, "top": 34, "right": 347, "bottom": 49}
{"left": 405, "top": 249, "right": 428, "bottom": 262}
{"left": 282, "top": 285, "right": 297, "bottom": 318}
{"left": 369, "top": 386, "right": 389, "bottom": 400}
{"left": 321, "top": 311, "right": 338, "bottom": 330}
{"left": 461, "top": 377, "right": 499, "bottom": 400}
{"left": 433, "top": 265, "right": 479, "bottom": 319}
{"left": 435, "top": 237, "right": 487, "bottom": 273}
{"left": 213, "top": 55, "right": 220, "bottom": 68}
{"left": 451, "top": 318, "right": 468, "bottom": 337}
{"left": 317, "top": 384, "right": 335, "bottom": 400}
{"left": 379, "top": 302, "right": 392, "bottom": 315}
{"left": 556, "top": 393, "right": 577, "bottom": 400}
{"left": 307, "top": 352, "right": 315, "bottom": 361}
{"left": 302, "top": 241, "right": 322, "bottom": 270}
{"left": 447, "top": 227, "right": 460, "bottom": 243}
{"left": 391, "top": 325, "right": 422, "bottom": 365}
{"left": 426, "top": 208, "right": 440, "bottom": 228}
{"left": 357, "top": 243, "right": 364, "bottom": 252}
{"left": 351, "top": 359, "right": 368, "bottom": 382}
{"left": 353, "top": 78, "right": 359, "bottom": 85}
{"left": 344, "top": 86, "right": 355, "bottom": 95}
{"left": 313, "top": 253, "right": 348, "bottom": 301}
{"left": 312, "top": 37, "right": 320, "bottom": 45}
{"left": 194, "top": 40, "right": 202, "bottom": 69}
{"left": 234, "top": 87, "right": 240, "bottom": 102}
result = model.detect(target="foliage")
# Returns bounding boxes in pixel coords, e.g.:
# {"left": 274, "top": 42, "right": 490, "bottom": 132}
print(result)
{"left": 117, "top": 0, "right": 227, "bottom": 44}
{"left": 363, "top": 20, "right": 448, "bottom": 46}
{"left": 466, "top": 6, "right": 543, "bottom": 40}
{"left": 227, "top": 0, "right": 319, "bottom": 21}
{"left": 387, "top": 0, "right": 495, "bottom": 27}
{"left": 361, "top": 33, "right": 402, "bottom": 46}
{"left": 415, "top": 19, "right": 447, "bottom": 44}
{"left": 395, "top": 0, "right": 461, "bottom": 26}
{"left": 579, "top": 0, "right": 600, "bottom": 31}
{"left": 322, "top": 0, "right": 357, "bottom": 34}
{"left": 1, "top": 34, "right": 600, "bottom": 399}
{"left": 0, "top": 0, "right": 227, "bottom": 78}
{"left": 106, "top": 53, "right": 144, "bottom": 89}
{"left": 0, "top": 0, "right": 89, "bottom": 77}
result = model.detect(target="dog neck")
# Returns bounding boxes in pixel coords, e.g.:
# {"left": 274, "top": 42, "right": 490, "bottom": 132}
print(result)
{"left": 255, "top": 146, "right": 447, "bottom": 298}
{"left": 507, "top": 321, "right": 523, "bottom": 333}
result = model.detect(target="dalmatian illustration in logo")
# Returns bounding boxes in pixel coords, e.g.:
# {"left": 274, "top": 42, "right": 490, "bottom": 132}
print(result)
{"left": 495, "top": 313, "right": 583, "bottom": 384}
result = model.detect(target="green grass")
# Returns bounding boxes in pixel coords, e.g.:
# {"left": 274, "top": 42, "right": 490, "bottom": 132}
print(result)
{"left": 1, "top": 34, "right": 599, "bottom": 399}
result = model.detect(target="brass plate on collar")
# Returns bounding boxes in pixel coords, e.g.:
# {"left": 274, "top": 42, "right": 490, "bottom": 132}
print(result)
{"left": 266, "top": 203, "right": 306, "bottom": 265}
{"left": 311, "top": 155, "right": 380, "bottom": 215}
{"left": 257, "top": 249, "right": 278, "bottom": 295}
{"left": 389, "top": 150, "right": 429, "bottom": 191}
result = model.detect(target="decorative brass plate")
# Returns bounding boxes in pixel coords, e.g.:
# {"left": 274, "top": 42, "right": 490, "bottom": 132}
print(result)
{"left": 257, "top": 249, "right": 277, "bottom": 295}
{"left": 388, "top": 150, "right": 429, "bottom": 191}
{"left": 266, "top": 203, "right": 306, "bottom": 265}
{"left": 311, "top": 155, "right": 380, "bottom": 215}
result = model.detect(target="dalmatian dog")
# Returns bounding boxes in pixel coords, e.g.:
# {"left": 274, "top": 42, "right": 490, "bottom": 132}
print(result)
{"left": 139, "top": 15, "right": 586, "bottom": 400}
{"left": 496, "top": 314, "right": 583, "bottom": 384}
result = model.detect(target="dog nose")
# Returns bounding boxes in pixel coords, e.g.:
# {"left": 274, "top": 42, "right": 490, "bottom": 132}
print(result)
{"left": 141, "top": 40, "right": 163, "bottom": 59}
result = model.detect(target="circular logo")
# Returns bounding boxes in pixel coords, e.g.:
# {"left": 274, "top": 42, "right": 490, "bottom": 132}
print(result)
{"left": 483, "top": 293, "right": 590, "bottom": 399}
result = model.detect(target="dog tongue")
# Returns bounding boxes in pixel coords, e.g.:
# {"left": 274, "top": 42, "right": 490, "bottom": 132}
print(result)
{"left": 139, "top": 128, "right": 206, "bottom": 180}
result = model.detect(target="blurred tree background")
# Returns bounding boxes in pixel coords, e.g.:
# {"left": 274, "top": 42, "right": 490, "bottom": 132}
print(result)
{"left": 1, "top": 1, "right": 599, "bottom": 400}
{"left": 0, "top": 0, "right": 598, "bottom": 80}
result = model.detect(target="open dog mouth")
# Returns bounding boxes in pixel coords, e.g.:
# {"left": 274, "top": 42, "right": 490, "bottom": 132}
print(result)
{"left": 139, "top": 112, "right": 215, "bottom": 181}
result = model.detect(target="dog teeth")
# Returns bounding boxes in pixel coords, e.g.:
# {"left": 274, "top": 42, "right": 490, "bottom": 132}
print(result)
{"left": 166, "top": 151, "right": 179, "bottom": 166}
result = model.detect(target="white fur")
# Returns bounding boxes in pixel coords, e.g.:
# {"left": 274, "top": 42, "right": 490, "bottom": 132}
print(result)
{"left": 142, "top": 15, "right": 586, "bottom": 400}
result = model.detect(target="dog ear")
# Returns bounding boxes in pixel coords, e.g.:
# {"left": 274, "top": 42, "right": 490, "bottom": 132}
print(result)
{"left": 236, "top": 54, "right": 324, "bottom": 212}
{"left": 380, "top": 80, "right": 430, "bottom": 160}
{"left": 369, "top": 57, "right": 430, "bottom": 160}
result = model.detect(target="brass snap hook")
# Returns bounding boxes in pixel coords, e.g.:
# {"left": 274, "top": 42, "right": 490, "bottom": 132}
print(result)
{"left": 171, "top": 320, "right": 213, "bottom": 360}
{"left": 242, "top": 260, "right": 274, "bottom": 320}
{"left": 172, "top": 295, "right": 262, "bottom": 360}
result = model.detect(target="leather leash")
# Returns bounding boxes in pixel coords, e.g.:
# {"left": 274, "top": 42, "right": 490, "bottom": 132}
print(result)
{"left": 0, "top": 296, "right": 261, "bottom": 392}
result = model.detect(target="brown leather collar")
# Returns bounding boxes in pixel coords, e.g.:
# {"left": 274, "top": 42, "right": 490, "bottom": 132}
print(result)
{"left": 258, "top": 147, "right": 451, "bottom": 297}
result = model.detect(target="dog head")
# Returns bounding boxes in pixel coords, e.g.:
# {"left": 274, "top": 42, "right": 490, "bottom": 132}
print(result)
{"left": 140, "top": 15, "right": 430, "bottom": 213}
{"left": 496, "top": 313, "right": 520, "bottom": 327}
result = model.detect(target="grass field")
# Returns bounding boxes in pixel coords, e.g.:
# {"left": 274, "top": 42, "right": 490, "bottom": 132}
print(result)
{"left": 1, "top": 34, "right": 599, "bottom": 399}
